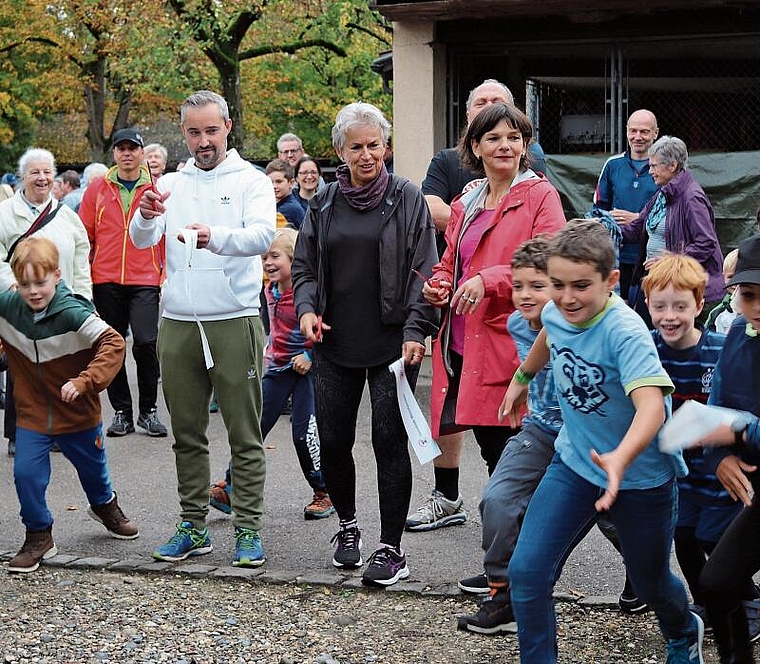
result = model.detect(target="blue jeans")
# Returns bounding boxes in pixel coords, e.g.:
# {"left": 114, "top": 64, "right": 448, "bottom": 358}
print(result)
{"left": 509, "top": 456, "right": 692, "bottom": 662}
{"left": 14, "top": 424, "right": 113, "bottom": 531}
{"left": 481, "top": 424, "right": 557, "bottom": 583}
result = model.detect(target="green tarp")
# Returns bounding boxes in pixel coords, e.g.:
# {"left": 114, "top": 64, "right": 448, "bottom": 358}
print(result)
{"left": 546, "top": 151, "right": 760, "bottom": 251}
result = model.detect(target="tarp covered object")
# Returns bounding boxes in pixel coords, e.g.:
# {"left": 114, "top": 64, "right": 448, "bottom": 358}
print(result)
{"left": 546, "top": 151, "right": 760, "bottom": 251}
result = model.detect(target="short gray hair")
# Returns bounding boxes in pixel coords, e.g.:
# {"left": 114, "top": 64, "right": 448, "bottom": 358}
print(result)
{"left": 466, "top": 79, "right": 514, "bottom": 111}
{"left": 650, "top": 136, "right": 689, "bottom": 169}
{"left": 144, "top": 143, "right": 168, "bottom": 163}
{"left": 180, "top": 90, "right": 229, "bottom": 124}
{"left": 277, "top": 133, "right": 303, "bottom": 150}
{"left": 18, "top": 148, "right": 56, "bottom": 178}
{"left": 331, "top": 102, "right": 391, "bottom": 153}
{"left": 82, "top": 162, "right": 108, "bottom": 187}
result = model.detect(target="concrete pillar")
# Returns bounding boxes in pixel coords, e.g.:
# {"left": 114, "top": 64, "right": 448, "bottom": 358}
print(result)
{"left": 391, "top": 21, "right": 445, "bottom": 186}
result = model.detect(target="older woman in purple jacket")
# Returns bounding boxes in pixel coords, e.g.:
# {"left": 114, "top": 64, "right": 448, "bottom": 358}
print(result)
{"left": 620, "top": 135, "right": 724, "bottom": 322}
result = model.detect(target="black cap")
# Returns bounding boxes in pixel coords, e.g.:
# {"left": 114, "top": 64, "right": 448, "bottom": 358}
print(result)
{"left": 727, "top": 233, "right": 760, "bottom": 287}
{"left": 111, "top": 128, "right": 144, "bottom": 149}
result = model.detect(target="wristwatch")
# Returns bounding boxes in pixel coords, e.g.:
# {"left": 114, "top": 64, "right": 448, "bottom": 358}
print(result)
{"left": 731, "top": 416, "right": 751, "bottom": 449}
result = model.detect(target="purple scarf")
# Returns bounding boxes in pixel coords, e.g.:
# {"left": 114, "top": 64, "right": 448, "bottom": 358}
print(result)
{"left": 335, "top": 163, "right": 390, "bottom": 211}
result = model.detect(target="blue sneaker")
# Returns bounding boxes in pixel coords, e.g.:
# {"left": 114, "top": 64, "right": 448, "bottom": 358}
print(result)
{"left": 666, "top": 611, "right": 704, "bottom": 664}
{"left": 153, "top": 521, "right": 212, "bottom": 561}
{"left": 233, "top": 526, "right": 266, "bottom": 567}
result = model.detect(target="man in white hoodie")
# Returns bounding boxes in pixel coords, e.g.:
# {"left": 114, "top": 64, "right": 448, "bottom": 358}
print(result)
{"left": 130, "top": 90, "right": 276, "bottom": 567}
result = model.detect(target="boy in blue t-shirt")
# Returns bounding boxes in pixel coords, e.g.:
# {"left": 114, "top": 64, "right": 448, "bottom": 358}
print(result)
{"left": 642, "top": 254, "right": 760, "bottom": 626}
{"left": 502, "top": 220, "right": 703, "bottom": 663}
{"left": 458, "top": 236, "right": 562, "bottom": 636}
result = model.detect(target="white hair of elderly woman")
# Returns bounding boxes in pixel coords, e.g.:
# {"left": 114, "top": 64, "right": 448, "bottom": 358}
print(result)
{"left": 331, "top": 102, "right": 391, "bottom": 153}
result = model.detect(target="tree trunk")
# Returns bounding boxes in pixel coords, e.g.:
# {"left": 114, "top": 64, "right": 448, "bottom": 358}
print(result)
{"left": 218, "top": 59, "right": 243, "bottom": 152}
{"left": 83, "top": 57, "right": 107, "bottom": 162}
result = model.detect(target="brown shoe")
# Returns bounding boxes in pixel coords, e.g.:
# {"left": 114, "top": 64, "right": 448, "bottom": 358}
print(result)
{"left": 88, "top": 492, "right": 139, "bottom": 540}
{"left": 8, "top": 527, "right": 57, "bottom": 573}
{"left": 304, "top": 491, "right": 336, "bottom": 520}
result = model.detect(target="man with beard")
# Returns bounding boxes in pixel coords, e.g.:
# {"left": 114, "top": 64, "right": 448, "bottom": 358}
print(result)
{"left": 130, "top": 90, "right": 276, "bottom": 568}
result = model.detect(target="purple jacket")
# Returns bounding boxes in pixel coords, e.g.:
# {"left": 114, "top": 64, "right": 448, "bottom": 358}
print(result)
{"left": 621, "top": 168, "right": 724, "bottom": 302}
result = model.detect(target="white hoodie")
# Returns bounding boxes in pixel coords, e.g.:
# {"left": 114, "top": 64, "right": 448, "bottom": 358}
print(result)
{"left": 130, "top": 149, "right": 276, "bottom": 321}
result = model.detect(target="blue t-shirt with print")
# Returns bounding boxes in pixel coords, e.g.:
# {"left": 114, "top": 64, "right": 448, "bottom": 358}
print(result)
{"left": 543, "top": 293, "right": 685, "bottom": 489}
{"left": 508, "top": 311, "right": 562, "bottom": 435}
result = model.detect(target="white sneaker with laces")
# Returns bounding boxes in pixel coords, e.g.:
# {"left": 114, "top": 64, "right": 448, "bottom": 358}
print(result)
{"left": 405, "top": 489, "right": 467, "bottom": 532}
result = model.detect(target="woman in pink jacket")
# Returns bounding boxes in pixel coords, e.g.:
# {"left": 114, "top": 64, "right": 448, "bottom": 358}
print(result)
{"left": 426, "top": 103, "right": 565, "bottom": 472}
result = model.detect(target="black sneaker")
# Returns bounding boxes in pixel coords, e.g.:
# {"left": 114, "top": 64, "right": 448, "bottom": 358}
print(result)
{"left": 743, "top": 599, "right": 760, "bottom": 643}
{"left": 458, "top": 572, "right": 491, "bottom": 595}
{"left": 330, "top": 525, "right": 362, "bottom": 568}
{"left": 107, "top": 411, "right": 134, "bottom": 437}
{"left": 618, "top": 583, "right": 649, "bottom": 614}
{"left": 361, "top": 546, "right": 410, "bottom": 587}
{"left": 137, "top": 410, "right": 168, "bottom": 437}
{"left": 458, "top": 588, "right": 517, "bottom": 635}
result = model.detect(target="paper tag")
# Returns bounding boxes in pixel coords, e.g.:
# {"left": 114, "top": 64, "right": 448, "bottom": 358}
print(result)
{"left": 389, "top": 358, "right": 441, "bottom": 465}
{"left": 659, "top": 400, "right": 741, "bottom": 454}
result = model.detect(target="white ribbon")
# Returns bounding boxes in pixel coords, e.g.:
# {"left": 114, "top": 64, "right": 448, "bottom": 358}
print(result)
{"left": 178, "top": 227, "right": 214, "bottom": 369}
{"left": 388, "top": 357, "right": 441, "bottom": 465}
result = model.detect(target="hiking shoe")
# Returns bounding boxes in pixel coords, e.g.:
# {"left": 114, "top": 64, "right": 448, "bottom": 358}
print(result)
{"left": 458, "top": 572, "right": 491, "bottom": 595}
{"left": 361, "top": 546, "right": 410, "bottom": 587}
{"left": 233, "top": 527, "right": 266, "bottom": 567}
{"left": 209, "top": 480, "right": 232, "bottom": 515}
{"left": 405, "top": 489, "right": 467, "bottom": 531}
{"left": 137, "top": 409, "right": 167, "bottom": 437}
{"left": 666, "top": 611, "right": 704, "bottom": 664}
{"left": 88, "top": 492, "right": 139, "bottom": 539}
{"left": 107, "top": 411, "right": 134, "bottom": 437}
{"left": 743, "top": 599, "right": 760, "bottom": 643}
{"left": 330, "top": 525, "right": 363, "bottom": 568}
{"left": 688, "top": 604, "right": 711, "bottom": 633}
{"left": 304, "top": 491, "right": 335, "bottom": 520}
{"left": 152, "top": 521, "right": 212, "bottom": 561}
{"left": 8, "top": 527, "right": 57, "bottom": 573}
{"left": 619, "top": 581, "right": 649, "bottom": 614}
{"left": 457, "top": 588, "right": 517, "bottom": 635}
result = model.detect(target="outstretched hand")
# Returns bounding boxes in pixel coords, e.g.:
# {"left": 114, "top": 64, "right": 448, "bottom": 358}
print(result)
{"left": 591, "top": 449, "right": 626, "bottom": 512}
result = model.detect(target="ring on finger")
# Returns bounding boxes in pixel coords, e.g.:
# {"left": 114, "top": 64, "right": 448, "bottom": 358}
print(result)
{"left": 460, "top": 294, "right": 467, "bottom": 300}
{"left": 468, "top": 297, "right": 477, "bottom": 303}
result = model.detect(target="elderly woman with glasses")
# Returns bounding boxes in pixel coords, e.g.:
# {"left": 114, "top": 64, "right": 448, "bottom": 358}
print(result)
{"left": 620, "top": 135, "right": 724, "bottom": 321}
{"left": 292, "top": 102, "right": 438, "bottom": 587}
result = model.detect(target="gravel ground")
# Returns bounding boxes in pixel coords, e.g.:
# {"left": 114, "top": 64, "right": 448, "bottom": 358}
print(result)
{"left": 0, "top": 568, "right": 722, "bottom": 663}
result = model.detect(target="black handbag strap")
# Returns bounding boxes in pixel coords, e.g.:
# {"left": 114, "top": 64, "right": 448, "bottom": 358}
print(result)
{"left": 5, "top": 200, "right": 63, "bottom": 263}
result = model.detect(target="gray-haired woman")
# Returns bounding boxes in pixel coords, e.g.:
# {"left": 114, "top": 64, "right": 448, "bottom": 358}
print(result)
{"left": 0, "top": 148, "right": 92, "bottom": 456}
{"left": 292, "top": 102, "right": 438, "bottom": 586}
{"left": 621, "top": 135, "right": 724, "bottom": 321}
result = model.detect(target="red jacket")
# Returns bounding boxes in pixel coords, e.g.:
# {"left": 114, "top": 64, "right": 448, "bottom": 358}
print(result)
{"left": 430, "top": 175, "right": 565, "bottom": 438}
{"left": 79, "top": 168, "right": 165, "bottom": 286}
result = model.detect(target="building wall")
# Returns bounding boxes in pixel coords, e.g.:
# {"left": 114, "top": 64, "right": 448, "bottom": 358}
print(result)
{"left": 391, "top": 22, "right": 446, "bottom": 186}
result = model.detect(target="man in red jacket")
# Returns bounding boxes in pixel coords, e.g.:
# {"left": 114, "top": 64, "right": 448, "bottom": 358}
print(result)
{"left": 79, "top": 128, "right": 167, "bottom": 438}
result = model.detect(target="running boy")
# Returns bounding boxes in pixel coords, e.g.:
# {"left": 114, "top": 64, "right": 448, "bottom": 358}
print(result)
{"left": 2, "top": 237, "right": 137, "bottom": 573}
{"left": 458, "top": 236, "right": 562, "bottom": 635}
{"left": 643, "top": 255, "right": 758, "bottom": 624}
{"left": 695, "top": 233, "right": 760, "bottom": 663}
{"left": 501, "top": 221, "right": 703, "bottom": 663}
{"left": 209, "top": 228, "right": 334, "bottom": 520}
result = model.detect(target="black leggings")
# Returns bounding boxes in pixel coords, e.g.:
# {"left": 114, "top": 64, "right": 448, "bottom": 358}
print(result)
{"left": 700, "top": 492, "right": 760, "bottom": 663}
{"left": 313, "top": 352, "right": 418, "bottom": 549}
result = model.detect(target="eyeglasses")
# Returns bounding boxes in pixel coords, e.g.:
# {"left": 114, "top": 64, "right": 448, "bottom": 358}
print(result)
{"left": 298, "top": 170, "right": 319, "bottom": 176}
{"left": 279, "top": 148, "right": 302, "bottom": 156}
{"left": 648, "top": 161, "right": 667, "bottom": 170}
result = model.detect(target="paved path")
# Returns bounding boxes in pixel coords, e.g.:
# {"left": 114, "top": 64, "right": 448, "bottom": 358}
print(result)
{"left": 0, "top": 357, "right": 628, "bottom": 601}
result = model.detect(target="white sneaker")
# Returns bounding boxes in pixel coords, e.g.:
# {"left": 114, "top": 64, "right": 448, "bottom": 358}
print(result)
{"left": 405, "top": 489, "right": 467, "bottom": 531}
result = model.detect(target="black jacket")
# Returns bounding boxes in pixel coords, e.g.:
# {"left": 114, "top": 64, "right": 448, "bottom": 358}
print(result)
{"left": 292, "top": 174, "right": 439, "bottom": 345}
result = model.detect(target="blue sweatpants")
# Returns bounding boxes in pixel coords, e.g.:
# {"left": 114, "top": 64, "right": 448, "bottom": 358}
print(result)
{"left": 14, "top": 424, "right": 113, "bottom": 531}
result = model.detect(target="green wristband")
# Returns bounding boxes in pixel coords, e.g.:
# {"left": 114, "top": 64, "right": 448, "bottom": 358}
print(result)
{"left": 514, "top": 368, "right": 534, "bottom": 385}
